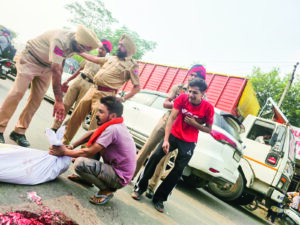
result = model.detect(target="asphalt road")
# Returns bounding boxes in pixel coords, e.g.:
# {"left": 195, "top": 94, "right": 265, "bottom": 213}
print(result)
{"left": 0, "top": 78, "right": 270, "bottom": 225}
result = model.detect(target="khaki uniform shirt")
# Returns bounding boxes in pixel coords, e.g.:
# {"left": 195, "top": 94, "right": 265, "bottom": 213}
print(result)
{"left": 93, "top": 56, "right": 140, "bottom": 89}
{"left": 26, "top": 29, "right": 75, "bottom": 67}
{"left": 80, "top": 60, "right": 100, "bottom": 80}
{"left": 164, "top": 83, "right": 188, "bottom": 114}
{"left": 168, "top": 83, "right": 187, "bottom": 100}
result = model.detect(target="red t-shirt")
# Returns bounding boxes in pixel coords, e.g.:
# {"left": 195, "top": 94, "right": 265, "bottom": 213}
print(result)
{"left": 171, "top": 94, "right": 214, "bottom": 142}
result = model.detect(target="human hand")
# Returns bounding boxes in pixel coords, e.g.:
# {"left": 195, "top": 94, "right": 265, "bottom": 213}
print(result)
{"left": 65, "top": 144, "right": 73, "bottom": 150}
{"left": 53, "top": 101, "right": 65, "bottom": 121}
{"left": 61, "top": 82, "right": 69, "bottom": 93}
{"left": 184, "top": 115, "right": 197, "bottom": 126}
{"left": 162, "top": 141, "right": 169, "bottom": 154}
{"left": 49, "top": 145, "right": 65, "bottom": 157}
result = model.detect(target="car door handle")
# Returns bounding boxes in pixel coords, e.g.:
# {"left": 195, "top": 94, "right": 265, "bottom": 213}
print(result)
{"left": 133, "top": 107, "right": 140, "bottom": 110}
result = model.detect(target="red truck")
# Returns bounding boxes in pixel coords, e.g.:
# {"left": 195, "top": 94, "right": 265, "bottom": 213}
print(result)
{"left": 121, "top": 61, "right": 260, "bottom": 119}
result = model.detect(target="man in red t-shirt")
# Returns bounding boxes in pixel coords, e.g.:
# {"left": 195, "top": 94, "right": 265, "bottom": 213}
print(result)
{"left": 132, "top": 78, "right": 214, "bottom": 213}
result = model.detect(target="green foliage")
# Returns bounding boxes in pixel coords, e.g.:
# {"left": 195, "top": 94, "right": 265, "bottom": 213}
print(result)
{"left": 248, "top": 67, "right": 300, "bottom": 127}
{"left": 72, "top": 48, "right": 98, "bottom": 63}
{"left": 104, "top": 26, "right": 157, "bottom": 60}
{"left": 65, "top": 0, "right": 157, "bottom": 60}
{"left": 65, "top": 0, "right": 117, "bottom": 37}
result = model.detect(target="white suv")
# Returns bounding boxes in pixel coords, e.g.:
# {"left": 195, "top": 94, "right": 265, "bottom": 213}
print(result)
{"left": 123, "top": 90, "right": 244, "bottom": 197}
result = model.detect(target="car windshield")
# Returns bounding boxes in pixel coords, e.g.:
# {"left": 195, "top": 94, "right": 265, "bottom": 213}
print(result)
{"left": 214, "top": 113, "right": 241, "bottom": 142}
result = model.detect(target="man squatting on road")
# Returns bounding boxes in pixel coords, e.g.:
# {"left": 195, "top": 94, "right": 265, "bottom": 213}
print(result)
{"left": 0, "top": 25, "right": 100, "bottom": 147}
{"left": 132, "top": 78, "right": 214, "bottom": 213}
{"left": 50, "top": 96, "right": 136, "bottom": 205}
{"left": 62, "top": 34, "right": 140, "bottom": 146}
{"left": 133, "top": 64, "right": 207, "bottom": 199}
{"left": 51, "top": 39, "right": 113, "bottom": 131}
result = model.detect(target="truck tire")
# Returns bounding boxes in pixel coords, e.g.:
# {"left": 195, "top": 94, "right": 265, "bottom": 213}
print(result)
{"left": 182, "top": 174, "right": 208, "bottom": 188}
{"left": 208, "top": 172, "right": 244, "bottom": 202}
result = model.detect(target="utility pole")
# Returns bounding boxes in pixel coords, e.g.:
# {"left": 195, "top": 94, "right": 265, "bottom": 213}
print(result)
{"left": 278, "top": 62, "right": 299, "bottom": 107}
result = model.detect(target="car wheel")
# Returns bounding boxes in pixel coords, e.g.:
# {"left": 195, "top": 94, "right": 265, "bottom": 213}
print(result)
{"left": 208, "top": 172, "right": 244, "bottom": 202}
{"left": 182, "top": 174, "right": 208, "bottom": 188}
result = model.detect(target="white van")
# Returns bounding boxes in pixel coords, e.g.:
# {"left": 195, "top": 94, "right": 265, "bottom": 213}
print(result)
{"left": 208, "top": 98, "right": 296, "bottom": 206}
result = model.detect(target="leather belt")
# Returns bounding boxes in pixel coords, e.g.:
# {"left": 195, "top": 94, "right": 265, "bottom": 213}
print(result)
{"left": 81, "top": 73, "right": 94, "bottom": 84}
{"left": 27, "top": 50, "right": 50, "bottom": 67}
{"left": 94, "top": 84, "right": 117, "bottom": 93}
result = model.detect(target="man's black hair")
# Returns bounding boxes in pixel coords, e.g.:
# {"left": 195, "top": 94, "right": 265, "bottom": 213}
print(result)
{"left": 188, "top": 78, "right": 208, "bottom": 92}
{"left": 100, "top": 96, "right": 123, "bottom": 117}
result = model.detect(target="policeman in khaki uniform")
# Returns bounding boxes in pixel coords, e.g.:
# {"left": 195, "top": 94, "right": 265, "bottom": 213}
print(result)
{"left": 63, "top": 34, "right": 140, "bottom": 145}
{"left": 0, "top": 25, "right": 100, "bottom": 147}
{"left": 134, "top": 64, "right": 207, "bottom": 198}
{"left": 51, "top": 39, "right": 113, "bottom": 131}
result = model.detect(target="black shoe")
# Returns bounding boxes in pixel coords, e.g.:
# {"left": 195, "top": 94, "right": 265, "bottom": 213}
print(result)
{"left": 153, "top": 200, "right": 164, "bottom": 213}
{"left": 131, "top": 190, "right": 143, "bottom": 200}
{"left": 0, "top": 132, "right": 4, "bottom": 143}
{"left": 145, "top": 188, "right": 154, "bottom": 199}
{"left": 9, "top": 131, "right": 30, "bottom": 147}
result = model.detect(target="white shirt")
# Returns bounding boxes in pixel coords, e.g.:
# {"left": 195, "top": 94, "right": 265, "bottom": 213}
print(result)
{"left": 288, "top": 192, "right": 300, "bottom": 210}
{"left": 255, "top": 136, "right": 265, "bottom": 144}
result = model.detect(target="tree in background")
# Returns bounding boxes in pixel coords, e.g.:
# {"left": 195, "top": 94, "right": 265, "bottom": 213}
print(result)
{"left": 65, "top": 0, "right": 156, "bottom": 60}
{"left": 105, "top": 26, "right": 156, "bottom": 60}
{"left": 248, "top": 67, "right": 300, "bottom": 126}
{"left": 65, "top": 0, "right": 117, "bottom": 37}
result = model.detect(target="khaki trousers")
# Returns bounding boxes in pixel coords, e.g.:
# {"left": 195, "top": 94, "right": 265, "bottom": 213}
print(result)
{"left": 134, "top": 112, "right": 178, "bottom": 191}
{"left": 62, "top": 86, "right": 114, "bottom": 145}
{"left": 148, "top": 149, "right": 178, "bottom": 191}
{"left": 134, "top": 112, "right": 169, "bottom": 177}
{"left": 0, "top": 51, "right": 51, "bottom": 134}
{"left": 51, "top": 77, "right": 92, "bottom": 129}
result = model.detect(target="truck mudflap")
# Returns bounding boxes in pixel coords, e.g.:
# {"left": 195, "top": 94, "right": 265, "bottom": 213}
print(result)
{"left": 239, "top": 157, "right": 255, "bottom": 188}
{"left": 267, "top": 187, "right": 285, "bottom": 203}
